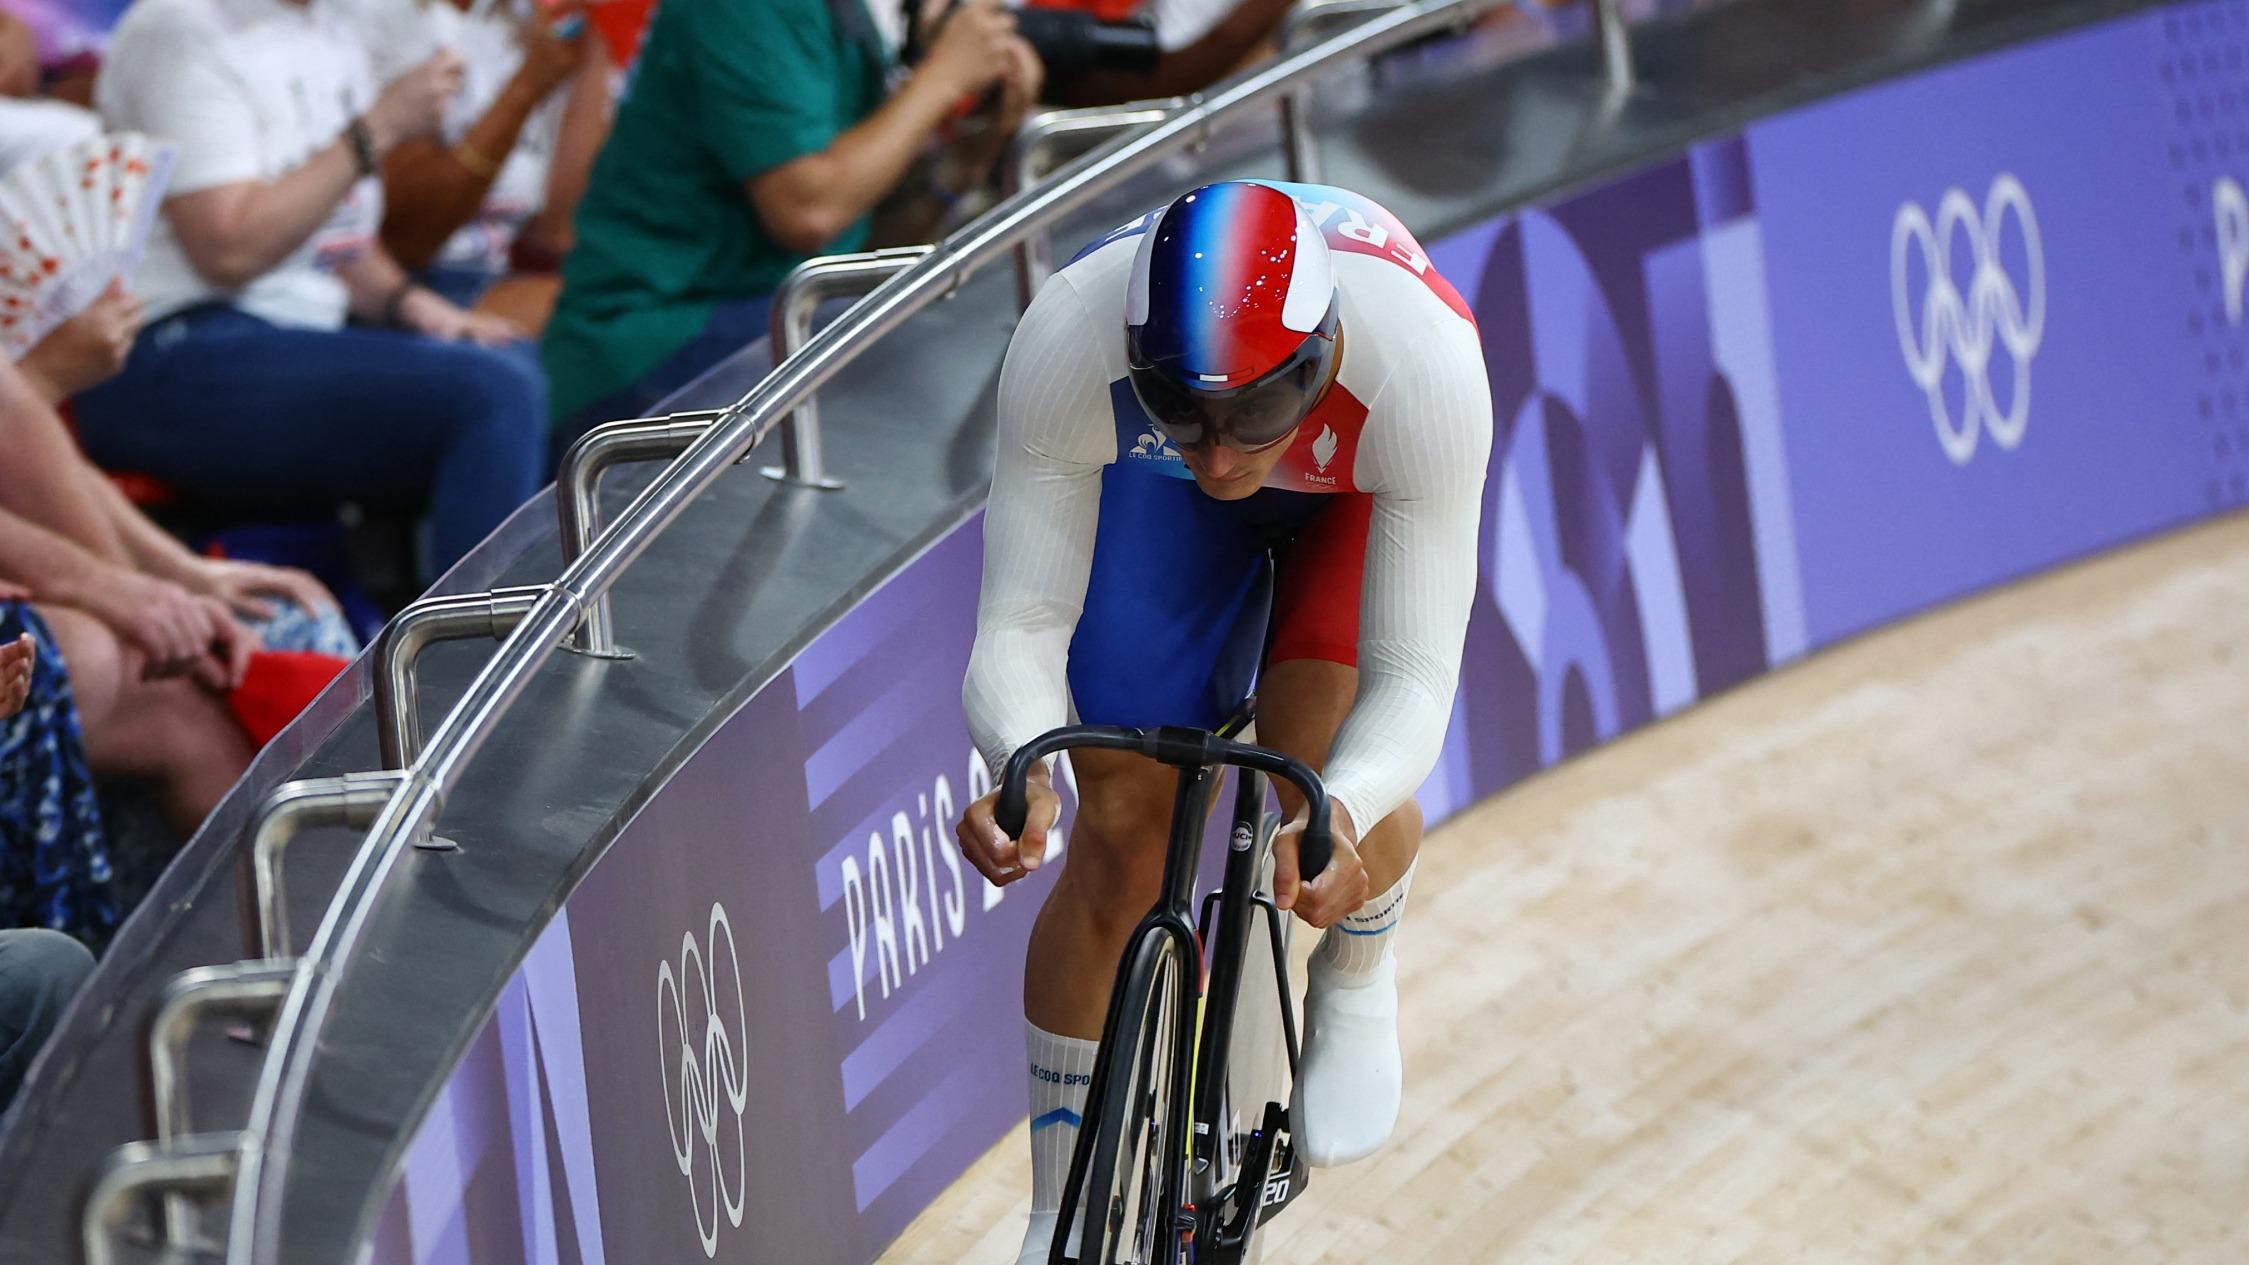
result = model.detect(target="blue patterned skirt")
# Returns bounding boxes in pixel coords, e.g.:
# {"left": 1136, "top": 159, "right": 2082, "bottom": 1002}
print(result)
{"left": 0, "top": 602, "right": 117, "bottom": 951}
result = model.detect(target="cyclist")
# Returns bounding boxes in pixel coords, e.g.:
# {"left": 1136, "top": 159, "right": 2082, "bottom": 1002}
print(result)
{"left": 954, "top": 179, "right": 1491, "bottom": 1261}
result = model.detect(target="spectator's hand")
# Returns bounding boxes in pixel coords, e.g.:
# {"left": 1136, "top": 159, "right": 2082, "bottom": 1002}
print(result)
{"left": 18, "top": 281, "right": 145, "bottom": 402}
{"left": 517, "top": 1, "right": 590, "bottom": 97}
{"left": 194, "top": 595, "right": 257, "bottom": 692}
{"left": 398, "top": 287, "right": 525, "bottom": 346}
{"left": 922, "top": 0, "right": 1020, "bottom": 99}
{"left": 78, "top": 569, "right": 245, "bottom": 686}
{"left": 0, "top": 13, "right": 37, "bottom": 100}
{"left": 191, "top": 558, "right": 339, "bottom": 624}
{"left": 994, "top": 36, "right": 1043, "bottom": 134}
{"left": 0, "top": 633, "right": 32, "bottom": 721}
{"left": 366, "top": 51, "right": 468, "bottom": 152}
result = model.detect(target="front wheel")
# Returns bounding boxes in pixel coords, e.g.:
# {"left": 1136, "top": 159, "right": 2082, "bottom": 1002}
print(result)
{"left": 1071, "top": 931, "right": 1191, "bottom": 1265}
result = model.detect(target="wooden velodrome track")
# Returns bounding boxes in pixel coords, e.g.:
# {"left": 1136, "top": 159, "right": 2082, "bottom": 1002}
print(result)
{"left": 878, "top": 511, "right": 2249, "bottom": 1264}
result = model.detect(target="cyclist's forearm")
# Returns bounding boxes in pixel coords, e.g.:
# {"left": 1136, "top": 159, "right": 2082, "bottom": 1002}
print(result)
{"left": 1324, "top": 318, "right": 1492, "bottom": 830}
{"left": 965, "top": 622, "right": 1075, "bottom": 778}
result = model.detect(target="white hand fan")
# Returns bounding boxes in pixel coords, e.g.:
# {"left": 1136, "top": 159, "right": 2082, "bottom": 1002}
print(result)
{"left": 0, "top": 131, "right": 177, "bottom": 357}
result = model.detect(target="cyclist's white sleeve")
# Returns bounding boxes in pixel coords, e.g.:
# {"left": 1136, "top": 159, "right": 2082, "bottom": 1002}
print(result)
{"left": 963, "top": 272, "right": 1113, "bottom": 782}
{"left": 1323, "top": 314, "right": 1493, "bottom": 835}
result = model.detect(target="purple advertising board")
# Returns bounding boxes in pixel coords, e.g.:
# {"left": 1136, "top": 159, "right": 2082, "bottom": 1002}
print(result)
{"left": 367, "top": 6, "right": 2249, "bottom": 1263}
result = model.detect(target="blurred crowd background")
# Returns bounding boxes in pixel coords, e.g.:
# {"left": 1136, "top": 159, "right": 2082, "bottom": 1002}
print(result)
{"left": 0, "top": 0, "right": 1674, "bottom": 1111}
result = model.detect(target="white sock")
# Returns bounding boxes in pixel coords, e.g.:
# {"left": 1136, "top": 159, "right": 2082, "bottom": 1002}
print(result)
{"left": 1315, "top": 861, "right": 1415, "bottom": 980}
{"left": 1026, "top": 1020, "right": 1097, "bottom": 1214}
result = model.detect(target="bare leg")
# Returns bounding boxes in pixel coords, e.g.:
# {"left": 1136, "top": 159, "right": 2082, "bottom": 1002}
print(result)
{"left": 37, "top": 605, "right": 251, "bottom": 835}
{"left": 1256, "top": 657, "right": 1422, "bottom": 897}
{"left": 1022, "top": 747, "right": 1179, "bottom": 1037}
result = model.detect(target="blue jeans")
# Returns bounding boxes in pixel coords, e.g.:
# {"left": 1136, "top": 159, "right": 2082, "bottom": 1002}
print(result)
{"left": 416, "top": 264, "right": 499, "bottom": 310}
{"left": 74, "top": 306, "right": 549, "bottom": 574}
{"left": 552, "top": 294, "right": 773, "bottom": 456}
{"left": 0, "top": 929, "right": 92, "bottom": 1111}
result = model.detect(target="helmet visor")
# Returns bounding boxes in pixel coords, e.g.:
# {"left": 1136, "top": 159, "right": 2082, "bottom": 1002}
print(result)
{"left": 1127, "top": 303, "right": 1339, "bottom": 452}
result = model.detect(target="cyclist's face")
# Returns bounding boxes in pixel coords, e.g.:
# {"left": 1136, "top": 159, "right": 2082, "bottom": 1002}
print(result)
{"left": 1183, "top": 425, "right": 1299, "bottom": 499}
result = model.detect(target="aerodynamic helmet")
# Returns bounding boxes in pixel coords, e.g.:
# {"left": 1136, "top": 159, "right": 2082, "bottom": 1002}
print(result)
{"left": 1124, "top": 182, "right": 1341, "bottom": 452}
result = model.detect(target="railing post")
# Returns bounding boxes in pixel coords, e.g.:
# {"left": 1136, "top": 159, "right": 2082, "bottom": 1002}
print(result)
{"left": 556, "top": 408, "right": 729, "bottom": 659}
{"left": 761, "top": 246, "right": 936, "bottom": 491}
{"left": 1005, "top": 100, "right": 1184, "bottom": 310}
{"left": 373, "top": 586, "right": 551, "bottom": 772}
{"left": 145, "top": 963, "right": 295, "bottom": 1247}
{"left": 1592, "top": 0, "right": 1635, "bottom": 96}
{"left": 1277, "top": 0, "right": 1402, "bottom": 182}
{"left": 244, "top": 771, "right": 409, "bottom": 962}
{"left": 83, "top": 1134, "right": 242, "bottom": 1265}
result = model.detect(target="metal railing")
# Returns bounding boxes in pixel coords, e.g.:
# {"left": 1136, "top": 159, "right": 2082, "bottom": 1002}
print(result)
{"left": 1005, "top": 99, "right": 1182, "bottom": 307}
{"left": 1278, "top": 0, "right": 1402, "bottom": 182}
{"left": 244, "top": 772, "right": 409, "bottom": 961}
{"left": 762, "top": 245, "right": 937, "bottom": 488}
{"left": 84, "top": 1134, "right": 242, "bottom": 1265}
{"left": 374, "top": 586, "right": 549, "bottom": 771}
{"left": 556, "top": 407, "right": 728, "bottom": 658}
{"left": 71, "top": 0, "right": 1622, "bottom": 1257}
{"left": 145, "top": 963, "right": 295, "bottom": 1246}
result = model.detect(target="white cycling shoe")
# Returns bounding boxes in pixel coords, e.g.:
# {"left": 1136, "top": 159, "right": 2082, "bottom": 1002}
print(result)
{"left": 1289, "top": 951, "right": 1402, "bottom": 1168}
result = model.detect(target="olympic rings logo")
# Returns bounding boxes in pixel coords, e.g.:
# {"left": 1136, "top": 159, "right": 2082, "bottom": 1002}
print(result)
{"left": 2215, "top": 177, "right": 2249, "bottom": 326}
{"left": 1889, "top": 174, "right": 2045, "bottom": 466}
{"left": 656, "top": 902, "right": 751, "bottom": 1257}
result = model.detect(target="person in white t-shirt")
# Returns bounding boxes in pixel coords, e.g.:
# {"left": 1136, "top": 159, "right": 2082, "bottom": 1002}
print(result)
{"left": 72, "top": 0, "right": 550, "bottom": 575}
{"left": 342, "top": 0, "right": 613, "bottom": 327}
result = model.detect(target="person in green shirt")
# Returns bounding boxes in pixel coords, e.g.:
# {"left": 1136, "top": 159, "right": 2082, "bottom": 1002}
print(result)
{"left": 543, "top": 0, "right": 1039, "bottom": 441}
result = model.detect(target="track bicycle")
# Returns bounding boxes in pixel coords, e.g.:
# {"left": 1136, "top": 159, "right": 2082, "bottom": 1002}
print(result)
{"left": 997, "top": 720, "right": 1335, "bottom": 1265}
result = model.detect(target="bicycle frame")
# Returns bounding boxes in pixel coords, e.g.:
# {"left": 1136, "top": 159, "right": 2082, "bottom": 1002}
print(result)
{"left": 997, "top": 725, "right": 1332, "bottom": 1264}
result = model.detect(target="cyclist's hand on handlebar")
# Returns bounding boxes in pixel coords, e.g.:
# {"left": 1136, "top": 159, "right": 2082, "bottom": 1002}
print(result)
{"left": 1274, "top": 799, "right": 1369, "bottom": 930}
{"left": 956, "top": 770, "right": 1061, "bottom": 886}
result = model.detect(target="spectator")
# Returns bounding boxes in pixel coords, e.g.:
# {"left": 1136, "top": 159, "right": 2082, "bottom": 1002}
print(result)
{"left": 0, "top": 629, "right": 27, "bottom": 714}
{"left": 13, "top": 281, "right": 142, "bottom": 408}
{"left": 0, "top": 12, "right": 38, "bottom": 102}
{"left": 0, "top": 356, "right": 282, "bottom": 836}
{"left": 342, "top": 0, "right": 614, "bottom": 332}
{"left": 0, "top": 26, "right": 101, "bottom": 175}
{"left": 1028, "top": 0, "right": 1301, "bottom": 105}
{"left": 542, "top": 0, "right": 1039, "bottom": 442}
{"left": 0, "top": 619, "right": 102, "bottom": 1115}
{"left": 73, "top": 0, "right": 549, "bottom": 576}
{"left": 0, "top": 930, "right": 95, "bottom": 1112}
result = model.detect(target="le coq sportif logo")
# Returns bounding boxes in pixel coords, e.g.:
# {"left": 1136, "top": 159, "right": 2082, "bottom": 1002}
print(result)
{"left": 1889, "top": 173, "right": 2046, "bottom": 466}
{"left": 657, "top": 902, "right": 751, "bottom": 1257}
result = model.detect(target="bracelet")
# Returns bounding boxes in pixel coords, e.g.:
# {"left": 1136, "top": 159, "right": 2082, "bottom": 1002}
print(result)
{"left": 381, "top": 280, "right": 420, "bottom": 329}
{"left": 344, "top": 116, "right": 378, "bottom": 178}
{"left": 452, "top": 139, "right": 502, "bottom": 181}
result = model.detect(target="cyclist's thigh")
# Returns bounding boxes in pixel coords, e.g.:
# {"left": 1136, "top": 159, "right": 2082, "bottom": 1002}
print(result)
{"left": 1259, "top": 492, "right": 1376, "bottom": 800}
{"left": 1068, "top": 467, "right": 1271, "bottom": 731}
{"left": 1267, "top": 490, "right": 1373, "bottom": 672}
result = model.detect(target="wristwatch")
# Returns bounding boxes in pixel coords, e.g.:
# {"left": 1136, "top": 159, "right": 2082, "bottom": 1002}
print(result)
{"left": 345, "top": 116, "right": 378, "bottom": 178}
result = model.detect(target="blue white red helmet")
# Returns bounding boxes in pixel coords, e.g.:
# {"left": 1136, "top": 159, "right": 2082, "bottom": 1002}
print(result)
{"left": 1125, "top": 182, "right": 1341, "bottom": 451}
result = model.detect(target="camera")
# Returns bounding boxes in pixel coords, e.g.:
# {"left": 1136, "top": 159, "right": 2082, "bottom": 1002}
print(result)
{"left": 904, "top": 1, "right": 1162, "bottom": 78}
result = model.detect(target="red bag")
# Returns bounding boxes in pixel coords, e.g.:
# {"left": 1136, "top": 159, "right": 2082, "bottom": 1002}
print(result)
{"left": 227, "top": 650, "right": 348, "bottom": 748}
